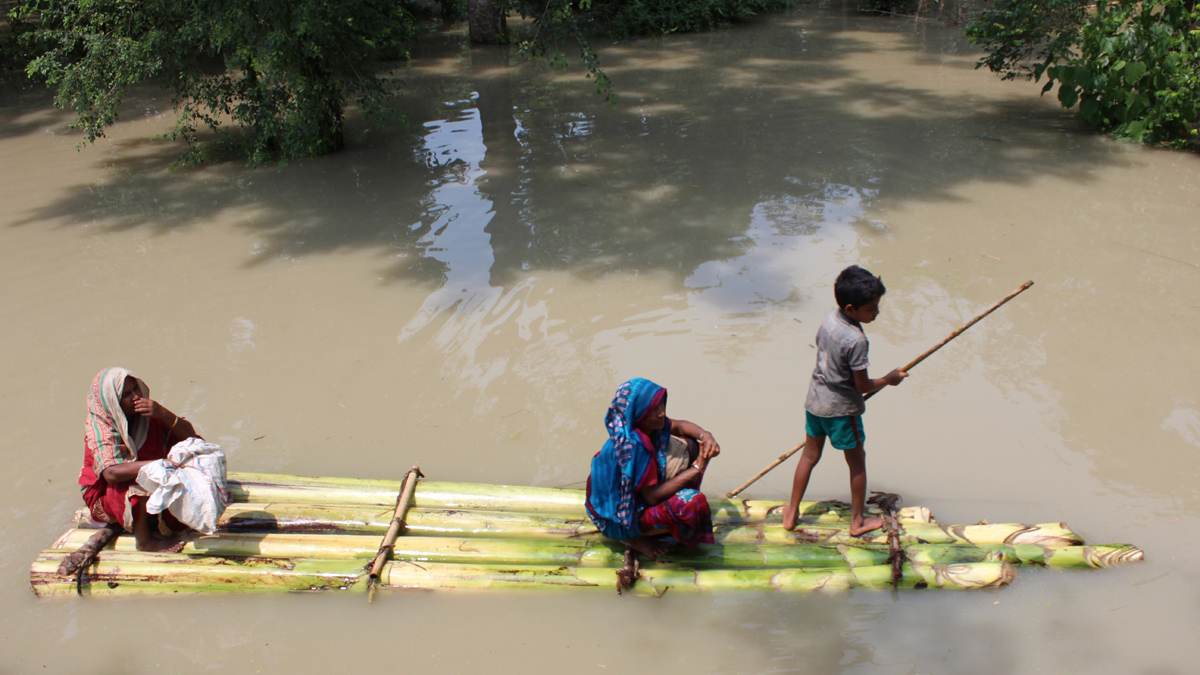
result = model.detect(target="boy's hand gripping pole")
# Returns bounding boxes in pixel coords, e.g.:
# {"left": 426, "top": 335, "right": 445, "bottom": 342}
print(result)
{"left": 725, "top": 280, "right": 1033, "bottom": 499}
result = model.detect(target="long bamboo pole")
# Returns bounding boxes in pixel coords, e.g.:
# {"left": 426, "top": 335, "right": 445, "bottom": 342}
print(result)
{"left": 727, "top": 280, "right": 1035, "bottom": 498}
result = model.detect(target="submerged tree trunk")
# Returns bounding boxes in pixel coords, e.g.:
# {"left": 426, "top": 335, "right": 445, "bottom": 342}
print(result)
{"left": 468, "top": 0, "right": 507, "bottom": 44}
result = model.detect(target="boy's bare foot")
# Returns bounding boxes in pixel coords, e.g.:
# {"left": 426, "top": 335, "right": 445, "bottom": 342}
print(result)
{"left": 782, "top": 509, "right": 798, "bottom": 531}
{"left": 626, "top": 536, "right": 672, "bottom": 560}
{"left": 848, "top": 517, "right": 884, "bottom": 537}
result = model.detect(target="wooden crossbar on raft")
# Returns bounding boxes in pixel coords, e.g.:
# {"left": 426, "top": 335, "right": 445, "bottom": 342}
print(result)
{"left": 367, "top": 465, "right": 422, "bottom": 601}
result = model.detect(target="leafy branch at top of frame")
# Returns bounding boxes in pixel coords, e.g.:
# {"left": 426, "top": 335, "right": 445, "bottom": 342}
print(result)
{"left": 512, "top": 0, "right": 615, "bottom": 103}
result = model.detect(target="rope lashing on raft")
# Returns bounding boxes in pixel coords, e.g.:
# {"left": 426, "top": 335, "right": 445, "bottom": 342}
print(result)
{"left": 616, "top": 546, "right": 641, "bottom": 594}
{"left": 867, "top": 491, "right": 907, "bottom": 587}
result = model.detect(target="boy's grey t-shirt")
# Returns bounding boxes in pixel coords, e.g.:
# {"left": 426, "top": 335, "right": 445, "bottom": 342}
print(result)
{"left": 805, "top": 310, "right": 870, "bottom": 417}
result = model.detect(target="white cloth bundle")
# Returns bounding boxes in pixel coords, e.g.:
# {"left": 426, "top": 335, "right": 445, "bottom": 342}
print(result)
{"left": 137, "top": 437, "right": 229, "bottom": 535}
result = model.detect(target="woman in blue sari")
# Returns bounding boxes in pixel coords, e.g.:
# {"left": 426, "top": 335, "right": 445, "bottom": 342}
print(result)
{"left": 586, "top": 378, "right": 721, "bottom": 559}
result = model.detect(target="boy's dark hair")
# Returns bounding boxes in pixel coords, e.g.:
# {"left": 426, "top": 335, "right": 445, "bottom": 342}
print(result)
{"left": 834, "top": 265, "right": 886, "bottom": 309}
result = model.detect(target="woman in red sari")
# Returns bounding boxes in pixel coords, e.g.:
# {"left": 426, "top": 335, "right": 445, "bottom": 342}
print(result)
{"left": 78, "top": 367, "right": 198, "bottom": 552}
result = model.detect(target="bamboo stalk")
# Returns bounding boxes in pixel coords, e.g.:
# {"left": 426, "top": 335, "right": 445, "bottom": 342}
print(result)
{"left": 727, "top": 280, "right": 1035, "bottom": 498}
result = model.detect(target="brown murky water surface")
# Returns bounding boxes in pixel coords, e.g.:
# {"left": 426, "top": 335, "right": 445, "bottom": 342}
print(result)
{"left": 3, "top": 2, "right": 1199, "bottom": 672}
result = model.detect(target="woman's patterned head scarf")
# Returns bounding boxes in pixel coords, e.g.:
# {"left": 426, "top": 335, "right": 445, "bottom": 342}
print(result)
{"left": 586, "top": 378, "right": 670, "bottom": 541}
{"left": 84, "top": 367, "right": 149, "bottom": 475}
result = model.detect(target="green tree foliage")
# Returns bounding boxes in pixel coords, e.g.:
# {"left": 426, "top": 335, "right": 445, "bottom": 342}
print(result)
{"left": 10, "top": 0, "right": 417, "bottom": 164}
{"left": 7, "top": 0, "right": 798, "bottom": 165}
{"left": 585, "top": 0, "right": 795, "bottom": 37}
{"left": 967, "top": 0, "right": 1200, "bottom": 148}
{"left": 504, "top": 0, "right": 794, "bottom": 103}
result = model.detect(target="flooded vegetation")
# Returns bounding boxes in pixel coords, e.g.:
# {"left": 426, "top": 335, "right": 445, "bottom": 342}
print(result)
{"left": 2, "top": 1, "right": 1199, "bottom": 672}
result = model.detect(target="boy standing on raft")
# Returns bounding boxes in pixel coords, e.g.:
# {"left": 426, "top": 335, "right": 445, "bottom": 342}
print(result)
{"left": 782, "top": 265, "right": 907, "bottom": 536}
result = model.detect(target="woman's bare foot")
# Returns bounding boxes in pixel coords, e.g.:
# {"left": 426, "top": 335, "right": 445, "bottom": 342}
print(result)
{"left": 135, "top": 536, "right": 185, "bottom": 553}
{"left": 131, "top": 506, "right": 185, "bottom": 552}
{"left": 626, "top": 536, "right": 672, "bottom": 560}
{"left": 849, "top": 517, "right": 884, "bottom": 537}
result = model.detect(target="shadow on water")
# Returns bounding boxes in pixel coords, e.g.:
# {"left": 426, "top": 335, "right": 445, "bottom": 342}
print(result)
{"left": 6, "top": 1, "right": 1109, "bottom": 294}
{"left": 0, "top": 80, "right": 75, "bottom": 141}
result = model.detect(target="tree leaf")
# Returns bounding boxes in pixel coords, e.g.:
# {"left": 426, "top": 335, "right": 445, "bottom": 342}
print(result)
{"left": 1075, "top": 68, "right": 1094, "bottom": 90}
{"left": 1058, "top": 84, "right": 1080, "bottom": 108}
{"left": 1079, "top": 96, "right": 1101, "bottom": 124}
{"left": 1124, "top": 61, "right": 1147, "bottom": 85}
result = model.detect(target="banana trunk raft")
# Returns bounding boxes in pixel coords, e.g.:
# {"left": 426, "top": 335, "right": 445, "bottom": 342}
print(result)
{"left": 30, "top": 469, "right": 1143, "bottom": 597}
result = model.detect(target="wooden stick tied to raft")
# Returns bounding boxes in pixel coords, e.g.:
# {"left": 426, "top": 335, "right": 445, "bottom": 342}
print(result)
{"left": 867, "top": 492, "right": 906, "bottom": 587}
{"left": 726, "top": 280, "right": 1034, "bottom": 498}
{"left": 368, "top": 465, "right": 423, "bottom": 589}
{"left": 57, "top": 523, "right": 122, "bottom": 578}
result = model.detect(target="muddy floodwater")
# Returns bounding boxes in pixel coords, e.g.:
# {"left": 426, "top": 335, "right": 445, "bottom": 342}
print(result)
{"left": 3, "top": 1, "right": 1199, "bottom": 672}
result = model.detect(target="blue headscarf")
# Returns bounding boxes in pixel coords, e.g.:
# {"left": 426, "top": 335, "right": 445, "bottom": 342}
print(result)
{"left": 586, "top": 378, "right": 671, "bottom": 541}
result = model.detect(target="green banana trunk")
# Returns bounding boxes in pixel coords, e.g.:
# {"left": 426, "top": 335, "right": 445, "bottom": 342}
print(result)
{"left": 226, "top": 472, "right": 932, "bottom": 524}
{"left": 72, "top": 503, "right": 1083, "bottom": 547}
{"left": 381, "top": 560, "right": 1014, "bottom": 592}
{"left": 32, "top": 548, "right": 1012, "bottom": 597}
{"left": 31, "top": 550, "right": 368, "bottom": 597}
{"left": 719, "top": 521, "right": 1083, "bottom": 547}
{"left": 51, "top": 528, "right": 1138, "bottom": 571}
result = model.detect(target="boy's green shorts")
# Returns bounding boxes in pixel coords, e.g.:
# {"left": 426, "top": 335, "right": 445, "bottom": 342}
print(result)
{"left": 805, "top": 411, "right": 865, "bottom": 450}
